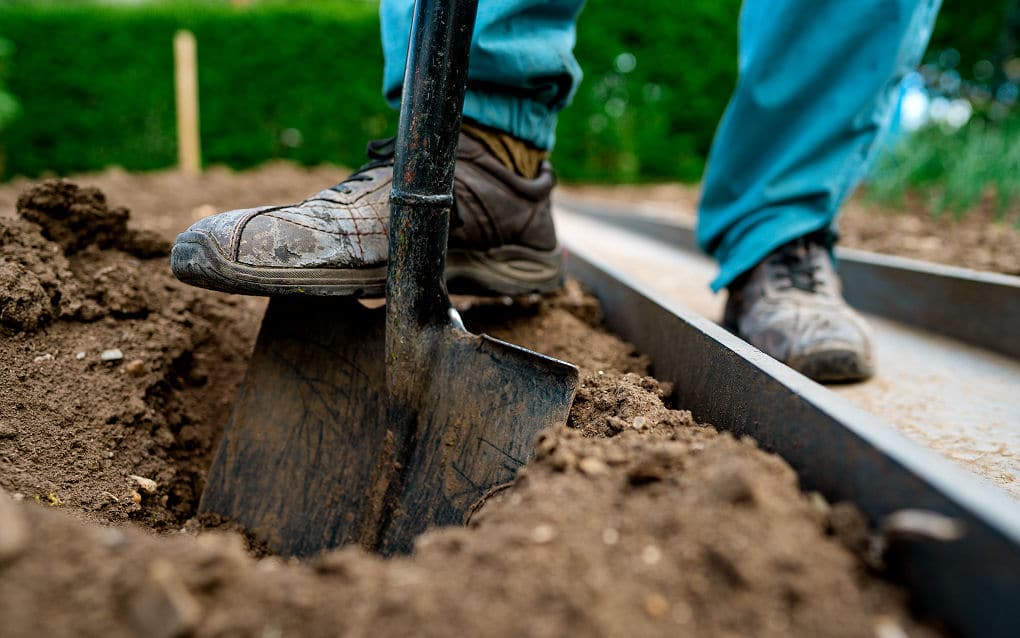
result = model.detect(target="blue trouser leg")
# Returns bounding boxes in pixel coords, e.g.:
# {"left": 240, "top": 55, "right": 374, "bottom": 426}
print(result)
{"left": 380, "top": 0, "right": 585, "bottom": 150}
{"left": 697, "top": 0, "right": 942, "bottom": 291}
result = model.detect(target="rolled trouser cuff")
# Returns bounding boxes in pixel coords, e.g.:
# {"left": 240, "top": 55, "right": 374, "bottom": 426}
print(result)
{"left": 706, "top": 206, "right": 834, "bottom": 292}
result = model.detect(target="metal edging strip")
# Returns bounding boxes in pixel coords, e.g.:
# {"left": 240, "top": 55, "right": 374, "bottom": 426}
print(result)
{"left": 565, "top": 243, "right": 1020, "bottom": 638}
{"left": 556, "top": 198, "right": 1020, "bottom": 359}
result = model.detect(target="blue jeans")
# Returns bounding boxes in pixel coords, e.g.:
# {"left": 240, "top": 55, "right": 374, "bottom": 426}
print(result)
{"left": 380, "top": 0, "right": 942, "bottom": 289}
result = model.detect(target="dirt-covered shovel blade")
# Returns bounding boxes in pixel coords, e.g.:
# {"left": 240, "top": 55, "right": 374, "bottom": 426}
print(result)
{"left": 378, "top": 0, "right": 578, "bottom": 554}
{"left": 199, "top": 0, "right": 577, "bottom": 557}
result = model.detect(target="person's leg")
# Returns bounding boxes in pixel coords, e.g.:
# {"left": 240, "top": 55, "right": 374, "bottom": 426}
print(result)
{"left": 172, "top": 0, "right": 585, "bottom": 298}
{"left": 381, "top": 0, "right": 585, "bottom": 151}
{"left": 698, "top": 0, "right": 942, "bottom": 291}
{"left": 698, "top": 0, "right": 942, "bottom": 382}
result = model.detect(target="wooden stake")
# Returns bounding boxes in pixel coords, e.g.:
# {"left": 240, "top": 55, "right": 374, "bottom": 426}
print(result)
{"left": 174, "top": 30, "right": 201, "bottom": 176}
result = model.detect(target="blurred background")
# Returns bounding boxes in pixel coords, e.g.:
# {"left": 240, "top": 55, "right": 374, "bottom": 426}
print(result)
{"left": 0, "top": 0, "right": 1018, "bottom": 222}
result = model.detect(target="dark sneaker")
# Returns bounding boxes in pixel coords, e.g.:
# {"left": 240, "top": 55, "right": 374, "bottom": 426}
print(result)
{"left": 724, "top": 233, "right": 875, "bottom": 383}
{"left": 170, "top": 134, "right": 563, "bottom": 297}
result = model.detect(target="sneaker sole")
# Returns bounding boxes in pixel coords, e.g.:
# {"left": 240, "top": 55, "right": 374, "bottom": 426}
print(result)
{"left": 789, "top": 347, "right": 875, "bottom": 384}
{"left": 171, "top": 231, "right": 563, "bottom": 298}
{"left": 446, "top": 245, "right": 564, "bottom": 296}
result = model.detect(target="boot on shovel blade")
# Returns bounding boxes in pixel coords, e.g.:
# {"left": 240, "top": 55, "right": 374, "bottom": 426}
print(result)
{"left": 198, "top": 0, "right": 578, "bottom": 556}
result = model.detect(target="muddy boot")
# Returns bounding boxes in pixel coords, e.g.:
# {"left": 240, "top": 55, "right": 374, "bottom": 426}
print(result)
{"left": 723, "top": 233, "right": 875, "bottom": 383}
{"left": 170, "top": 130, "right": 562, "bottom": 297}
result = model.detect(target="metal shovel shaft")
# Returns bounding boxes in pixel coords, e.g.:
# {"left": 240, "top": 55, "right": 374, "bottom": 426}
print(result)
{"left": 387, "top": 0, "right": 478, "bottom": 346}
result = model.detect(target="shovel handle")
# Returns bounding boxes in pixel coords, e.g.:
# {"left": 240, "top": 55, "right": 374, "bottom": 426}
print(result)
{"left": 388, "top": 0, "right": 479, "bottom": 330}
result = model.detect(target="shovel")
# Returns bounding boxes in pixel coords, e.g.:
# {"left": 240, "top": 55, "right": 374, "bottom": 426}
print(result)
{"left": 198, "top": 0, "right": 578, "bottom": 556}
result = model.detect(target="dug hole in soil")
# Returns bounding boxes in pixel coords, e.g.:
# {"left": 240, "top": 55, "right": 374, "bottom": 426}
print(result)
{"left": 0, "top": 178, "right": 942, "bottom": 637}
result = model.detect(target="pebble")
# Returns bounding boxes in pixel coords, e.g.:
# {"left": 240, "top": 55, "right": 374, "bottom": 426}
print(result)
{"left": 530, "top": 524, "right": 557, "bottom": 544}
{"left": 75, "top": 351, "right": 86, "bottom": 360}
{"left": 127, "top": 559, "right": 201, "bottom": 638}
{"left": 125, "top": 359, "right": 145, "bottom": 377}
{"left": 32, "top": 353, "right": 53, "bottom": 363}
{"left": 631, "top": 416, "right": 647, "bottom": 430}
{"left": 873, "top": 615, "right": 909, "bottom": 638}
{"left": 0, "top": 489, "right": 29, "bottom": 565}
{"left": 641, "top": 545, "right": 662, "bottom": 565}
{"left": 644, "top": 593, "right": 669, "bottom": 619}
{"left": 808, "top": 491, "right": 830, "bottom": 515}
{"left": 577, "top": 456, "right": 609, "bottom": 477}
{"left": 129, "top": 475, "right": 158, "bottom": 494}
{"left": 101, "top": 348, "right": 124, "bottom": 362}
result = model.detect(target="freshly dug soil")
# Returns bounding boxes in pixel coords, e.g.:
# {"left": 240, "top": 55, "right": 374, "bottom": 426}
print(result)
{"left": 0, "top": 178, "right": 941, "bottom": 637}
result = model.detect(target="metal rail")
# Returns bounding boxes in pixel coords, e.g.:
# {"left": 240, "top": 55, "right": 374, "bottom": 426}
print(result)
{"left": 564, "top": 244, "right": 1020, "bottom": 638}
{"left": 557, "top": 197, "right": 1020, "bottom": 359}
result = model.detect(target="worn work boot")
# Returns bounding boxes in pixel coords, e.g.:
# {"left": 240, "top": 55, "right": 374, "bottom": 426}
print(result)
{"left": 170, "top": 133, "right": 563, "bottom": 297}
{"left": 724, "top": 233, "right": 875, "bottom": 383}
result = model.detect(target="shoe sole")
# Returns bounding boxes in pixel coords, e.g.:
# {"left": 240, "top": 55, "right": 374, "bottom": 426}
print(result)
{"left": 171, "top": 231, "right": 563, "bottom": 298}
{"left": 789, "top": 347, "right": 875, "bottom": 384}
{"left": 446, "top": 245, "right": 564, "bottom": 297}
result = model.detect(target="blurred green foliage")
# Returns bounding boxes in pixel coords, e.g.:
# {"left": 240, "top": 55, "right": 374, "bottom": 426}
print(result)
{"left": 927, "top": 0, "right": 1016, "bottom": 84}
{"left": 870, "top": 118, "right": 1020, "bottom": 221}
{"left": 0, "top": 1, "right": 390, "bottom": 179}
{"left": 560, "top": 1, "right": 739, "bottom": 181}
{"left": 0, "top": 0, "right": 1011, "bottom": 187}
{"left": 0, "top": 0, "right": 740, "bottom": 181}
{"left": 0, "top": 37, "right": 19, "bottom": 134}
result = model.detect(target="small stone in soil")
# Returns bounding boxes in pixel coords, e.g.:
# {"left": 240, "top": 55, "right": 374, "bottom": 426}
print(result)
{"left": 75, "top": 351, "right": 86, "bottom": 360}
{"left": 101, "top": 348, "right": 124, "bottom": 362}
{"left": 125, "top": 359, "right": 145, "bottom": 376}
{"left": 641, "top": 545, "right": 662, "bottom": 565}
{"left": 577, "top": 456, "right": 609, "bottom": 477}
{"left": 644, "top": 593, "right": 669, "bottom": 619}
{"left": 130, "top": 475, "right": 158, "bottom": 493}
{"left": 530, "top": 524, "right": 557, "bottom": 544}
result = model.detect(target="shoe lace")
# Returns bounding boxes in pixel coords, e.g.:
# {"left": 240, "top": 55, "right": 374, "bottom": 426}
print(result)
{"left": 330, "top": 137, "right": 396, "bottom": 194}
{"left": 770, "top": 237, "right": 822, "bottom": 293}
{"left": 327, "top": 136, "right": 466, "bottom": 231}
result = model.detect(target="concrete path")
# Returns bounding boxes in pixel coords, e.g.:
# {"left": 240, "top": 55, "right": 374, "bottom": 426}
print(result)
{"left": 555, "top": 206, "right": 1020, "bottom": 499}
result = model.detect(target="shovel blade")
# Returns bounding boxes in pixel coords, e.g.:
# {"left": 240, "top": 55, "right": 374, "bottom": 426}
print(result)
{"left": 378, "top": 328, "right": 578, "bottom": 555}
{"left": 199, "top": 297, "right": 389, "bottom": 557}
{"left": 200, "top": 298, "right": 577, "bottom": 557}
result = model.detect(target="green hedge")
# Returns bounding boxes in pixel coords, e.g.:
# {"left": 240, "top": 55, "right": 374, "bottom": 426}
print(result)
{"left": 0, "top": 2, "right": 391, "bottom": 179}
{"left": 0, "top": 0, "right": 740, "bottom": 182}
{"left": 0, "top": 0, "right": 1002, "bottom": 183}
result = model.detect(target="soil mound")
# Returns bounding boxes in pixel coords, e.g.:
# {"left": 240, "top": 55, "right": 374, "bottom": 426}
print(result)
{"left": 16, "top": 180, "right": 167, "bottom": 257}
{"left": 0, "top": 181, "right": 941, "bottom": 637}
{"left": 0, "top": 181, "right": 262, "bottom": 529}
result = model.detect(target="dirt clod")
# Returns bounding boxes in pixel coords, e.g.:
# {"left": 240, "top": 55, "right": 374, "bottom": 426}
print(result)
{"left": 0, "top": 489, "right": 29, "bottom": 565}
{"left": 126, "top": 559, "right": 202, "bottom": 638}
